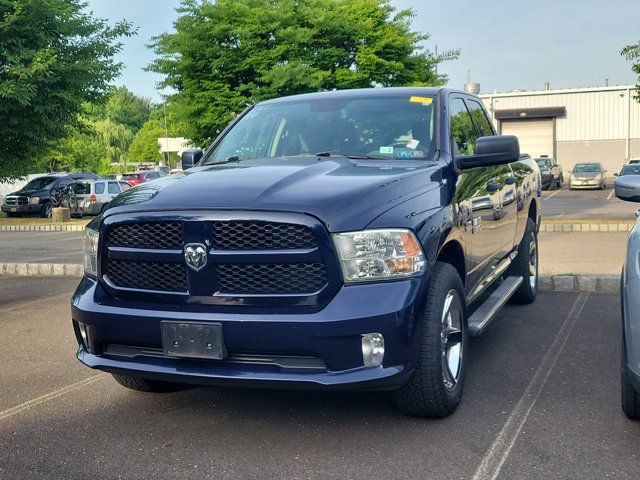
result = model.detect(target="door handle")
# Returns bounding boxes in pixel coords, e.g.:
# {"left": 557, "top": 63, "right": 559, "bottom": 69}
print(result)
{"left": 505, "top": 176, "right": 517, "bottom": 185}
{"left": 486, "top": 181, "right": 501, "bottom": 192}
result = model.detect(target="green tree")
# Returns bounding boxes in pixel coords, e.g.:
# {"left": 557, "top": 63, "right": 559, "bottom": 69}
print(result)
{"left": 149, "top": 0, "right": 458, "bottom": 145}
{"left": 105, "top": 86, "right": 152, "bottom": 132}
{"left": 0, "top": 0, "right": 135, "bottom": 180}
{"left": 127, "top": 118, "right": 165, "bottom": 162}
{"left": 623, "top": 40, "right": 640, "bottom": 101}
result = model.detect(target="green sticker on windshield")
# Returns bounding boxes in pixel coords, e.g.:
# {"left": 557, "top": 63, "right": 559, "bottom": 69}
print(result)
{"left": 380, "top": 146, "right": 394, "bottom": 154}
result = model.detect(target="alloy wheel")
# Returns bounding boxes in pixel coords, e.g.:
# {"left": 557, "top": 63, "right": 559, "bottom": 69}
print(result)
{"left": 440, "top": 290, "right": 463, "bottom": 391}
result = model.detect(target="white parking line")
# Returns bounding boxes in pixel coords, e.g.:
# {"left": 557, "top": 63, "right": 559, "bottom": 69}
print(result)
{"left": 471, "top": 292, "right": 589, "bottom": 480}
{"left": 607, "top": 189, "right": 615, "bottom": 200}
{"left": 542, "top": 186, "right": 566, "bottom": 201}
{"left": 0, "top": 374, "right": 106, "bottom": 422}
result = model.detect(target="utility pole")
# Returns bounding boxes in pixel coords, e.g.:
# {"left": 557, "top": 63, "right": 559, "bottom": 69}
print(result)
{"left": 163, "top": 99, "right": 169, "bottom": 167}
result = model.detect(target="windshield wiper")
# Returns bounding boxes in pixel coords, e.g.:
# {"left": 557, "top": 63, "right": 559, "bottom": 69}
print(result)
{"left": 314, "top": 151, "right": 389, "bottom": 160}
{"left": 205, "top": 155, "right": 250, "bottom": 165}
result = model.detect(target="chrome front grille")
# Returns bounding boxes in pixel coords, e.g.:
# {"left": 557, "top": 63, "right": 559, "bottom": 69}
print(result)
{"left": 101, "top": 216, "right": 332, "bottom": 302}
{"left": 105, "top": 259, "right": 188, "bottom": 292}
{"left": 217, "top": 263, "right": 327, "bottom": 294}
{"left": 107, "top": 222, "right": 182, "bottom": 249}
{"left": 212, "top": 221, "right": 316, "bottom": 250}
{"left": 4, "top": 196, "right": 27, "bottom": 206}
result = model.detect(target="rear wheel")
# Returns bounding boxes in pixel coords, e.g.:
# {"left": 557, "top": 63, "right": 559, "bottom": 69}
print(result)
{"left": 507, "top": 217, "right": 538, "bottom": 304}
{"left": 393, "top": 262, "right": 468, "bottom": 418}
{"left": 111, "top": 373, "right": 188, "bottom": 393}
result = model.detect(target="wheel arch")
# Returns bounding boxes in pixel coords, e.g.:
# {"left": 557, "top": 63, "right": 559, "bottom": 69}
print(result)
{"left": 436, "top": 239, "right": 466, "bottom": 286}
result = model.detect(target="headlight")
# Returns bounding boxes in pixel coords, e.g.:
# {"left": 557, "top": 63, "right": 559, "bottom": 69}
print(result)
{"left": 28, "top": 197, "right": 40, "bottom": 205}
{"left": 594, "top": 174, "right": 602, "bottom": 180}
{"left": 332, "top": 229, "right": 425, "bottom": 282}
{"left": 83, "top": 228, "right": 99, "bottom": 276}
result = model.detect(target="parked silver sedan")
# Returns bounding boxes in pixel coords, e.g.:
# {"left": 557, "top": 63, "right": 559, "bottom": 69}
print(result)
{"left": 615, "top": 164, "right": 640, "bottom": 202}
{"left": 569, "top": 163, "right": 607, "bottom": 190}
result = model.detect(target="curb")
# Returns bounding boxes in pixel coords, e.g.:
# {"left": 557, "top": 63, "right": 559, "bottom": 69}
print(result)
{"left": 539, "top": 275, "right": 619, "bottom": 293}
{"left": 0, "top": 263, "right": 83, "bottom": 277}
{"left": 539, "top": 223, "right": 634, "bottom": 233}
{"left": 0, "top": 225, "right": 85, "bottom": 232}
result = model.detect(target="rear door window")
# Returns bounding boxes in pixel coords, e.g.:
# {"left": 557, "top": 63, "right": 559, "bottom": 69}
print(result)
{"left": 94, "top": 182, "right": 105, "bottom": 194}
{"left": 108, "top": 182, "right": 120, "bottom": 194}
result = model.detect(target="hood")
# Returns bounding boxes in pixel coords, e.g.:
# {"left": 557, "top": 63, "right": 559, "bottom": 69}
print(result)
{"left": 572, "top": 171, "right": 601, "bottom": 179}
{"left": 615, "top": 174, "right": 640, "bottom": 189}
{"left": 105, "top": 157, "right": 441, "bottom": 231}
{"left": 6, "top": 188, "right": 47, "bottom": 197}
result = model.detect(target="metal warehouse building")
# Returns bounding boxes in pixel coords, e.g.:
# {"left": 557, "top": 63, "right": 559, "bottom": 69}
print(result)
{"left": 479, "top": 85, "right": 640, "bottom": 174}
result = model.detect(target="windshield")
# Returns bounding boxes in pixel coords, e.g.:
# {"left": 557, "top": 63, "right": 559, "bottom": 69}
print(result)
{"left": 204, "top": 95, "right": 436, "bottom": 163}
{"left": 535, "top": 158, "right": 552, "bottom": 168}
{"left": 573, "top": 164, "right": 601, "bottom": 173}
{"left": 21, "top": 176, "right": 57, "bottom": 191}
{"left": 620, "top": 165, "right": 640, "bottom": 176}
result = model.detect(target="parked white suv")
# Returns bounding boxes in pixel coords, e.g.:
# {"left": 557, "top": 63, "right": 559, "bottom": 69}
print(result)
{"left": 69, "top": 179, "right": 130, "bottom": 217}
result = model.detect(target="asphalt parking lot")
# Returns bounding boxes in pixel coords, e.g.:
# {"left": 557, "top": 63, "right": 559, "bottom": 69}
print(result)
{"left": 541, "top": 184, "right": 638, "bottom": 220}
{"left": 0, "top": 231, "right": 83, "bottom": 263}
{"left": 1, "top": 277, "right": 638, "bottom": 479}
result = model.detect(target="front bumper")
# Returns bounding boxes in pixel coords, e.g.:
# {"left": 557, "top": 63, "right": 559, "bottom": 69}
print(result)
{"left": 570, "top": 179, "right": 602, "bottom": 189}
{"left": 1, "top": 203, "right": 41, "bottom": 214}
{"left": 71, "top": 275, "right": 428, "bottom": 390}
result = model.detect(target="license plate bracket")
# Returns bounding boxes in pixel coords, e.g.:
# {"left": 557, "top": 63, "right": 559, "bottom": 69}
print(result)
{"left": 161, "top": 321, "right": 226, "bottom": 359}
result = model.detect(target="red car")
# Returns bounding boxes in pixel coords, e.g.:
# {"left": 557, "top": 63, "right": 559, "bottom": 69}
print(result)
{"left": 121, "top": 170, "right": 167, "bottom": 187}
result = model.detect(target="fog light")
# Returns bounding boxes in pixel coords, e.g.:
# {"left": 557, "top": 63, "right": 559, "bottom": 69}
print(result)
{"left": 78, "top": 322, "right": 91, "bottom": 352}
{"left": 362, "top": 333, "right": 384, "bottom": 367}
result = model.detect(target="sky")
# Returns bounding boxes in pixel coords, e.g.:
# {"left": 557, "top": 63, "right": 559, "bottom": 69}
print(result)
{"left": 86, "top": 0, "right": 640, "bottom": 102}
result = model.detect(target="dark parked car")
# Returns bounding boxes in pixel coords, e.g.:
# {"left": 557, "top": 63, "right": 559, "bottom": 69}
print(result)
{"left": 121, "top": 170, "right": 167, "bottom": 187}
{"left": 72, "top": 88, "right": 541, "bottom": 417}
{"left": 535, "top": 156, "right": 563, "bottom": 190}
{"left": 1, "top": 173, "right": 98, "bottom": 218}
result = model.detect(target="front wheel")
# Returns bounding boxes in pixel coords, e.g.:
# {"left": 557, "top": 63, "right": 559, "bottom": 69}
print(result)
{"left": 393, "top": 262, "right": 468, "bottom": 418}
{"left": 40, "top": 202, "right": 52, "bottom": 218}
{"left": 507, "top": 217, "right": 538, "bottom": 304}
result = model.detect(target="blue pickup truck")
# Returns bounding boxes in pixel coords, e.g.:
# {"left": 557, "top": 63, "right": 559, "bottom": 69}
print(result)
{"left": 72, "top": 87, "right": 541, "bottom": 417}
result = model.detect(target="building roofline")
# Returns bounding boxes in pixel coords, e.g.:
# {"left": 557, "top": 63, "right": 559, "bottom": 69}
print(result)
{"left": 480, "top": 84, "right": 637, "bottom": 99}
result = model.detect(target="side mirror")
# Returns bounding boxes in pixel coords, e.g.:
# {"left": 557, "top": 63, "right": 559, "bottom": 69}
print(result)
{"left": 181, "top": 148, "right": 204, "bottom": 170}
{"left": 457, "top": 135, "right": 520, "bottom": 170}
{"left": 614, "top": 172, "right": 619, "bottom": 177}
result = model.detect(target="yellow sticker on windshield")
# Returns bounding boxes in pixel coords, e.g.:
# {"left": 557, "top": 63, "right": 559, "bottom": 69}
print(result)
{"left": 409, "top": 96, "right": 433, "bottom": 105}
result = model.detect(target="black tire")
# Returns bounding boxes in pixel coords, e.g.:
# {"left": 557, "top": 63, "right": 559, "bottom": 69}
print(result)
{"left": 393, "top": 262, "right": 468, "bottom": 418}
{"left": 40, "top": 202, "right": 52, "bottom": 218}
{"left": 621, "top": 338, "right": 640, "bottom": 420}
{"left": 111, "top": 373, "right": 188, "bottom": 393}
{"left": 555, "top": 178, "right": 562, "bottom": 188}
{"left": 507, "top": 217, "right": 538, "bottom": 304}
